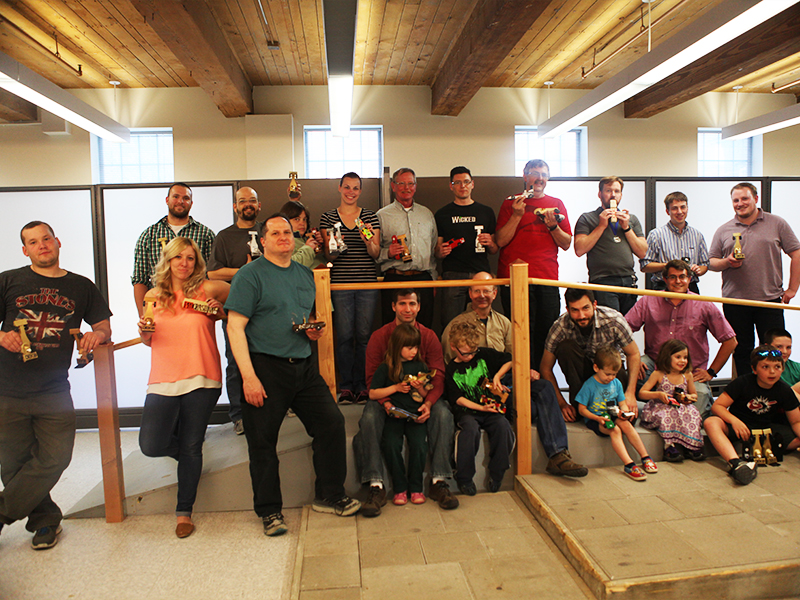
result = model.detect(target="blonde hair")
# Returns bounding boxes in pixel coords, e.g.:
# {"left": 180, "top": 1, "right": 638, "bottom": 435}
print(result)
{"left": 385, "top": 324, "right": 423, "bottom": 383}
{"left": 151, "top": 237, "right": 206, "bottom": 311}
{"left": 449, "top": 321, "right": 481, "bottom": 351}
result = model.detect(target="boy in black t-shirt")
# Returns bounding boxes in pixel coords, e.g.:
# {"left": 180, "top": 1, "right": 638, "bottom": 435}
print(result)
{"left": 704, "top": 345, "right": 800, "bottom": 485}
{"left": 445, "top": 321, "right": 515, "bottom": 495}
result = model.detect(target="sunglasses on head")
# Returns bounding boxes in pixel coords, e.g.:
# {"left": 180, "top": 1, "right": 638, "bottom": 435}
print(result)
{"left": 755, "top": 349, "right": 783, "bottom": 358}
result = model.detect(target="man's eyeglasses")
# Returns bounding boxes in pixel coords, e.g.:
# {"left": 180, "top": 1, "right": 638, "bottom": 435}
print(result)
{"left": 755, "top": 349, "right": 783, "bottom": 359}
{"left": 665, "top": 274, "right": 690, "bottom": 281}
{"left": 524, "top": 171, "right": 549, "bottom": 180}
{"left": 451, "top": 180, "right": 473, "bottom": 187}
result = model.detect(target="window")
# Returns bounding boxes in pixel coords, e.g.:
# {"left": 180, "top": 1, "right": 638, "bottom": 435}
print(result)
{"left": 92, "top": 128, "right": 174, "bottom": 184}
{"left": 697, "top": 128, "right": 762, "bottom": 177}
{"left": 304, "top": 126, "right": 383, "bottom": 179}
{"left": 515, "top": 126, "right": 587, "bottom": 177}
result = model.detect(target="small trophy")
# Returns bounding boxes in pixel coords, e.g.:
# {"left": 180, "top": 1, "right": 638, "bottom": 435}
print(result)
{"left": 248, "top": 231, "right": 261, "bottom": 258}
{"left": 158, "top": 237, "right": 169, "bottom": 252}
{"left": 305, "top": 228, "right": 322, "bottom": 254}
{"left": 393, "top": 235, "right": 412, "bottom": 262}
{"left": 13, "top": 319, "right": 37, "bottom": 362}
{"left": 141, "top": 300, "right": 156, "bottom": 332}
{"left": 732, "top": 232, "right": 745, "bottom": 260}
{"left": 333, "top": 222, "right": 348, "bottom": 254}
{"left": 327, "top": 228, "right": 340, "bottom": 258}
{"left": 355, "top": 217, "right": 373, "bottom": 240}
{"left": 288, "top": 172, "right": 300, "bottom": 198}
{"left": 608, "top": 199, "right": 621, "bottom": 243}
{"left": 70, "top": 329, "right": 93, "bottom": 368}
{"left": 751, "top": 429, "right": 778, "bottom": 466}
{"left": 474, "top": 225, "right": 485, "bottom": 253}
{"left": 478, "top": 376, "right": 508, "bottom": 414}
{"left": 182, "top": 298, "right": 219, "bottom": 316}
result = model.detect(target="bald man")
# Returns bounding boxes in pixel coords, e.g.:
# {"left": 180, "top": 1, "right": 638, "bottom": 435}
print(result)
{"left": 208, "top": 186, "right": 263, "bottom": 434}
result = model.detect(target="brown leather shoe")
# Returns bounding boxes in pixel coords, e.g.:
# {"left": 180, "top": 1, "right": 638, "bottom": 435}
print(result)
{"left": 175, "top": 521, "right": 195, "bottom": 539}
{"left": 546, "top": 450, "right": 588, "bottom": 477}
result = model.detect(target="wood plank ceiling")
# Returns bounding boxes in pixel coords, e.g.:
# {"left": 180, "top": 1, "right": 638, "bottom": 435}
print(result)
{"left": 0, "top": 0, "right": 798, "bottom": 123}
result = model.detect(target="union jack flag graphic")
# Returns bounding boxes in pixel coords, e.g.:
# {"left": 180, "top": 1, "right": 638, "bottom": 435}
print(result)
{"left": 18, "top": 309, "right": 70, "bottom": 342}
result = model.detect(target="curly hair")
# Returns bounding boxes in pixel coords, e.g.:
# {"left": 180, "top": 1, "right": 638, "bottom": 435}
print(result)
{"left": 448, "top": 321, "right": 482, "bottom": 352}
{"left": 151, "top": 237, "right": 206, "bottom": 312}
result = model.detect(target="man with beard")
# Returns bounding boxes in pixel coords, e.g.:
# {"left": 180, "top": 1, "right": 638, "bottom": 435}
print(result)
{"left": 132, "top": 183, "right": 215, "bottom": 315}
{"left": 207, "top": 187, "right": 263, "bottom": 434}
{"left": 0, "top": 221, "right": 112, "bottom": 549}
{"left": 540, "top": 288, "right": 641, "bottom": 422}
{"left": 574, "top": 177, "right": 647, "bottom": 315}
{"left": 626, "top": 259, "right": 737, "bottom": 415}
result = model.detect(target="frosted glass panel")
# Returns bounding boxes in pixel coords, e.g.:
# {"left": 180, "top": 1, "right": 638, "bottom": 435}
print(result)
{"left": 0, "top": 189, "right": 101, "bottom": 409}
{"left": 103, "top": 185, "right": 235, "bottom": 408}
{"left": 769, "top": 181, "right": 800, "bottom": 348}
{"left": 536, "top": 180, "right": 646, "bottom": 389}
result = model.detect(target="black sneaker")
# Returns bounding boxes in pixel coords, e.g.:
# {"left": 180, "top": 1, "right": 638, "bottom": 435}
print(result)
{"left": 428, "top": 480, "right": 460, "bottom": 509}
{"left": 487, "top": 478, "right": 503, "bottom": 493}
{"left": 263, "top": 513, "right": 288, "bottom": 537}
{"left": 729, "top": 459, "right": 758, "bottom": 485}
{"left": 355, "top": 390, "right": 370, "bottom": 404}
{"left": 361, "top": 485, "right": 387, "bottom": 518}
{"left": 664, "top": 446, "right": 683, "bottom": 463}
{"left": 31, "top": 524, "right": 62, "bottom": 550}
{"left": 457, "top": 480, "right": 477, "bottom": 496}
{"left": 312, "top": 495, "right": 361, "bottom": 516}
{"left": 338, "top": 390, "right": 355, "bottom": 405}
{"left": 685, "top": 447, "right": 705, "bottom": 461}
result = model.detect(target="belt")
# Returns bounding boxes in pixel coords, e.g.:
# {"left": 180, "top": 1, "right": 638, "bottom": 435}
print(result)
{"left": 265, "top": 354, "right": 307, "bottom": 364}
{"left": 385, "top": 268, "right": 424, "bottom": 276}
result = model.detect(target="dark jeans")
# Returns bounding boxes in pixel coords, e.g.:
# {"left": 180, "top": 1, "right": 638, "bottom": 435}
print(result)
{"left": 555, "top": 339, "right": 630, "bottom": 403}
{"left": 331, "top": 289, "right": 379, "bottom": 393}
{"left": 381, "top": 417, "right": 427, "bottom": 494}
{"left": 500, "top": 283, "right": 560, "bottom": 371}
{"left": 381, "top": 270, "right": 434, "bottom": 329}
{"left": 242, "top": 353, "right": 347, "bottom": 517}
{"left": 455, "top": 412, "right": 515, "bottom": 484}
{"left": 440, "top": 271, "right": 475, "bottom": 329}
{"left": 223, "top": 327, "right": 243, "bottom": 423}
{"left": 723, "top": 299, "right": 785, "bottom": 377}
{"left": 139, "top": 387, "right": 220, "bottom": 515}
{"left": 0, "top": 391, "right": 75, "bottom": 532}
{"left": 353, "top": 399, "right": 454, "bottom": 484}
{"left": 592, "top": 275, "right": 638, "bottom": 315}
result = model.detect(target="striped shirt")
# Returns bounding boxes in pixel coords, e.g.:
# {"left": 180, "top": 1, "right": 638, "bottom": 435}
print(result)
{"left": 544, "top": 306, "right": 634, "bottom": 360}
{"left": 640, "top": 221, "right": 708, "bottom": 285}
{"left": 319, "top": 208, "right": 380, "bottom": 283}
{"left": 131, "top": 216, "right": 216, "bottom": 287}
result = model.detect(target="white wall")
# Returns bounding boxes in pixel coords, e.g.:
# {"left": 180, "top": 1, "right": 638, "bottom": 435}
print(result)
{"left": 0, "top": 85, "right": 797, "bottom": 187}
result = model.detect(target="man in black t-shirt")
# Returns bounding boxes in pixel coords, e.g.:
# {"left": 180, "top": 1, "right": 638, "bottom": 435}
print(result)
{"left": 208, "top": 186, "right": 263, "bottom": 435}
{"left": 704, "top": 345, "right": 800, "bottom": 485}
{"left": 434, "top": 167, "right": 498, "bottom": 327}
{"left": 0, "top": 221, "right": 112, "bottom": 550}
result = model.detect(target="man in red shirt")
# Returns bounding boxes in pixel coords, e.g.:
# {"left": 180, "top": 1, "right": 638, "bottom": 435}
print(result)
{"left": 496, "top": 159, "right": 571, "bottom": 369}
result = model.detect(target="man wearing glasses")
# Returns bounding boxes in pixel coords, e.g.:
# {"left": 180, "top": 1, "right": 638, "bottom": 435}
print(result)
{"left": 626, "top": 259, "right": 737, "bottom": 414}
{"left": 434, "top": 167, "right": 498, "bottom": 327}
{"left": 496, "top": 159, "right": 572, "bottom": 370}
{"left": 377, "top": 168, "right": 438, "bottom": 328}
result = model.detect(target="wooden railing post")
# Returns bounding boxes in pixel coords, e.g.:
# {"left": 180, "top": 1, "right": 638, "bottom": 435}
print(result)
{"left": 510, "top": 261, "right": 532, "bottom": 476}
{"left": 313, "top": 266, "right": 337, "bottom": 400}
{"left": 92, "top": 343, "right": 126, "bottom": 523}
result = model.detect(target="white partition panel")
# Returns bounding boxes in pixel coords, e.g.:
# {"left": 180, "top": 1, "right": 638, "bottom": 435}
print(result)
{"left": 0, "top": 189, "right": 100, "bottom": 409}
{"left": 770, "top": 181, "right": 800, "bottom": 346}
{"left": 103, "top": 185, "right": 235, "bottom": 408}
{"left": 535, "top": 180, "right": 646, "bottom": 389}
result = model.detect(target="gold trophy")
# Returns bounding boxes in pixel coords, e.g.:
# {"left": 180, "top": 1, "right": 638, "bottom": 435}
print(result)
{"left": 13, "top": 319, "right": 38, "bottom": 362}
{"left": 141, "top": 300, "right": 156, "bottom": 332}
{"left": 158, "top": 237, "right": 169, "bottom": 252}
{"left": 288, "top": 171, "right": 300, "bottom": 199}
{"left": 732, "top": 232, "right": 745, "bottom": 260}
{"left": 70, "top": 329, "right": 93, "bottom": 368}
{"left": 182, "top": 298, "right": 219, "bottom": 316}
{"left": 393, "top": 234, "right": 412, "bottom": 262}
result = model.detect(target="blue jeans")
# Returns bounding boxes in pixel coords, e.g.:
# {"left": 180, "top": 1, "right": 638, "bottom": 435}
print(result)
{"left": 638, "top": 355, "right": 713, "bottom": 416}
{"left": 331, "top": 289, "right": 378, "bottom": 393}
{"left": 223, "top": 327, "right": 243, "bottom": 422}
{"left": 139, "top": 387, "right": 220, "bottom": 515}
{"left": 592, "top": 275, "right": 637, "bottom": 315}
{"left": 353, "top": 399, "right": 455, "bottom": 484}
{"left": 531, "top": 379, "right": 570, "bottom": 457}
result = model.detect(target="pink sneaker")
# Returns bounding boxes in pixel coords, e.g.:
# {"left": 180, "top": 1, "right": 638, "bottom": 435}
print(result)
{"left": 393, "top": 491, "right": 408, "bottom": 505}
{"left": 410, "top": 492, "right": 426, "bottom": 504}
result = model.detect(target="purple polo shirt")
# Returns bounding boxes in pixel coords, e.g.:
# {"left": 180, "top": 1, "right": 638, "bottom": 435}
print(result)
{"left": 625, "top": 293, "right": 735, "bottom": 370}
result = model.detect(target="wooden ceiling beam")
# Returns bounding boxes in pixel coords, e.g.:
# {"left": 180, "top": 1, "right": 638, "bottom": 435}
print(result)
{"left": 0, "top": 87, "right": 37, "bottom": 122}
{"left": 129, "top": 0, "right": 252, "bottom": 117}
{"left": 624, "top": 3, "right": 800, "bottom": 119}
{"left": 431, "top": 0, "right": 553, "bottom": 116}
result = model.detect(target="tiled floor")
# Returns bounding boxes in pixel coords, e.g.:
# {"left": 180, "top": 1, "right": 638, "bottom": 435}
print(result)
{"left": 296, "top": 491, "right": 595, "bottom": 600}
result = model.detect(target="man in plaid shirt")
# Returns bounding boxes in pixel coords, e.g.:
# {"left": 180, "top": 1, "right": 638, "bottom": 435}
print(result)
{"left": 131, "top": 183, "right": 215, "bottom": 315}
{"left": 539, "top": 288, "right": 641, "bottom": 423}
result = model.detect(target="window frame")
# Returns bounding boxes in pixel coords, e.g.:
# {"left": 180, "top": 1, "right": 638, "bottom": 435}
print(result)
{"left": 303, "top": 125, "right": 384, "bottom": 179}
{"left": 514, "top": 126, "right": 588, "bottom": 177}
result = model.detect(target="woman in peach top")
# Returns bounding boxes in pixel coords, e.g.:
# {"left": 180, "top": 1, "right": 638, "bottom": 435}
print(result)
{"left": 137, "top": 237, "right": 229, "bottom": 539}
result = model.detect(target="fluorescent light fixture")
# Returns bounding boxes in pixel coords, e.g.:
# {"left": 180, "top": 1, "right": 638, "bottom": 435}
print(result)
{"left": 538, "top": 0, "right": 798, "bottom": 138}
{"left": 328, "top": 74, "right": 353, "bottom": 138}
{"left": 722, "top": 102, "right": 800, "bottom": 141}
{"left": 0, "top": 50, "right": 130, "bottom": 143}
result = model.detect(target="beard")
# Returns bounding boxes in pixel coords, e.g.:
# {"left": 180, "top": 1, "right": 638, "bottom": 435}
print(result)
{"left": 169, "top": 205, "right": 190, "bottom": 219}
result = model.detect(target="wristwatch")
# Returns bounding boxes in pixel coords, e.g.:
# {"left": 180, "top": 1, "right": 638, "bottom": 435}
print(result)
{"left": 706, "top": 367, "right": 717, "bottom": 378}
{"left": 621, "top": 226, "right": 631, "bottom": 233}
{"left": 547, "top": 224, "right": 558, "bottom": 232}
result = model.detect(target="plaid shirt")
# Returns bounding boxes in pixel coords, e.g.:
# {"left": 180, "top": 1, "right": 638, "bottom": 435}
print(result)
{"left": 131, "top": 216, "right": 216, "bottom": 287}
{"left": 544, "top": 305, "right": 634, "bottom": 360}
